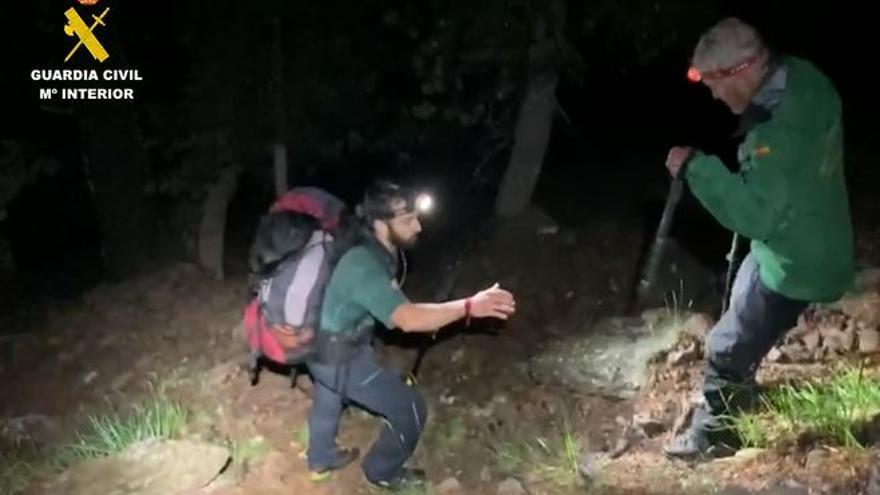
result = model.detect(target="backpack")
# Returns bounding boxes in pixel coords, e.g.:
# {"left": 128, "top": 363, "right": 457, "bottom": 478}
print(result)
{"left": 243, "top": 187, "right": 349, "bottom": 385}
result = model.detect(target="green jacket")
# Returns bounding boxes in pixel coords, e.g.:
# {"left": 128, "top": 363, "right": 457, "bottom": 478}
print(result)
{"left": 685, "top": 56, "right": 854, "bottom": 302}
{"left": 320, "top": 241, "right": 406, "bottom": 334}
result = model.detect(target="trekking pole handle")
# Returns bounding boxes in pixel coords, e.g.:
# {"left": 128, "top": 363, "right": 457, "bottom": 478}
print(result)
{"left": 637, "top": 177, "right": 685, "bottom": 295}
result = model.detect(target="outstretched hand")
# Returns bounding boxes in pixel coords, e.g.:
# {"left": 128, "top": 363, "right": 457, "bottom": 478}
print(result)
{"left": 470, "top": 283, "right": 516, "bottom": 320}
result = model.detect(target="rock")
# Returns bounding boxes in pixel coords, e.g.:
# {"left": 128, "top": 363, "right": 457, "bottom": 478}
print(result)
{"left": 44, "top": 439, "right": 231, "bottom": 495}
{"left": 480, "top": 466, "right": 492, "bottom": 483}
{"left": 684, "top": 313, "right": 714, "bottom": 339}
{"left": 801, "top": 331, "right": 821, "bottom": 352}
{"left": 497, "top": 477, "right": 526, "bottom": 495}
{"left": 859, "top": 328, "right": 880, "bottom": 354}
{"left": 528, "top": 309, "right": 687, "bottom": 398}
{"left": 436, "top": 477, "right": 462, "bottom": 494}
{"left": 805, "top": 448, "right": 830, "bottom": 472}
{"left": 667, "top": 341, "right": 700, "bottom": 366}
{"left": 578, "top": 451, "right": 609, "bottom": 483}
{"left": 819, "top": 324, "right": 855, "bottom": 354}
{"left": 767, "top": 347, "right": 784, "bottom": 363}
{"left": 777, "top": 344, "right": 813, "bottom": 363}
{"left": 733, "top": 448, "right": 765, "bottom": 462}
{"left": 633, "top": 414, "right": 666, "bottom": 438}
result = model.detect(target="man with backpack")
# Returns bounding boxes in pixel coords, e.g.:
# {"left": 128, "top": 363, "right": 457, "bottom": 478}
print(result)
{"left": 305, "top": 180, "right": 516, "bottom": 490}
{"left": 243, "top": 187, "right": 354, "bottom": 390}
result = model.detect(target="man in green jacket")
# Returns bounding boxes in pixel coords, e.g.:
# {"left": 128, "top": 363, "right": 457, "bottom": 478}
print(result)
{"left": 664, "top": 17, "right": 854, "bottom": 459}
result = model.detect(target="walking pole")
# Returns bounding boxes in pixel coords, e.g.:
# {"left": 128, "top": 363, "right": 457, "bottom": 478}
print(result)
{"left": 721, "top": 232, "right": 740, "bottom": 315}
{"left": 633, "top": 177, "right": 685, "bottom": 311}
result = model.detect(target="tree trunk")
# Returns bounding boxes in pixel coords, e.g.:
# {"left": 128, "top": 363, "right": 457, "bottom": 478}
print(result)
{"left": 495, "top": 1, "right": 566, "bottom": 218}
{"left": 81, "top": 110, "right": 163, "bottom": 279}
{"left": 198, "top": 164, "right": 241, "bottom": 280}
{"left": 494, "top": 66, "right": 558, "bottom": 217}
{"left": 271, "top": 16, "right": 288, "bottom": 197}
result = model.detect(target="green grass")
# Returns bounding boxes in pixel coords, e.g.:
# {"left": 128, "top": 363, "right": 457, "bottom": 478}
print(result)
{"left": 733, "top": 365, "right": 880, "bottom": 449}
{"left": 57, "top": 394, "right": 189, "bottom": 464}
{"left": 0, "top": 452, "right": 37, "bottom": 495}
{"left": 492, "top": 423, "right": 583, "bottom": 489}
{"left": 1, "top": 395, "right": 189, "bottom": 494}
{"left": 0, "top": 375, "right": 192, "bottom": 495}
{"left": 293, "top": 423, "right": 309, "bottom": 448}
{"left": 663, "top": 278, "right": 693, "bottom": 327}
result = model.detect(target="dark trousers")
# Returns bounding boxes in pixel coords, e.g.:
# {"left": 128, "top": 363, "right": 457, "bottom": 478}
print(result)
{"left": 692, "top": 254, "right": 808, "bottom": 439}
{"left": 306, "top": 346, "right": 427, "bottom": 483}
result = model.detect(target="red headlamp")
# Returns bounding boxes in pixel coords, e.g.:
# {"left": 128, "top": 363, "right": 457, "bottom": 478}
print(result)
{"left": 687, "top": 51, "right": 762, "bottom": 83}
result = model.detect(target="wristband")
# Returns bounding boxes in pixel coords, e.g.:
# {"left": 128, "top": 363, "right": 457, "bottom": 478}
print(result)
{"left": 464, "top": 298, "right": 472, "bottom": 327}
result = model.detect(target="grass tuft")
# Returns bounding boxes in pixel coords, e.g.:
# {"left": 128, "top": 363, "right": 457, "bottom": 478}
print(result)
{"left": 58, "top": 394, "right": 189, "bottom": 465}
{"left": 0, "top": 452, "right": 37, "bottom": 495}
{"left": 733, "top": 364, "right": 880, "bottom": 449}
{"left": 492, "top": 419, "right": 582, "bottom": 488}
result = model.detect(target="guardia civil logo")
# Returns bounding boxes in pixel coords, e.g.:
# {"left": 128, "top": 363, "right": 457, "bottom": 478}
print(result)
{"left": 64, "top": 1, "right": 110, "bottom": 63}
{"left": 29, "top": 0, "right": 144, "bottom": 101}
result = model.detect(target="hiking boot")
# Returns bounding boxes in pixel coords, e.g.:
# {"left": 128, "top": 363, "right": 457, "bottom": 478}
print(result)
{"left": 366, "top": 467, "right": 427, "bottom": 491}
{"left": 664, "top": 428, "right": 736, "bottom": 461}
{"left": 310, "top": 447, "right": 360, "bottom": 480}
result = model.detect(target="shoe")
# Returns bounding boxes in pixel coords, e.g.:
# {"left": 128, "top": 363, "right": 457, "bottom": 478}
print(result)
{"left": 366, "top": 467, "right": 427, "bottom": 491}
{"left": 664, "top": 428, "right": 736, "bottom": 461}
{"left": 310, "top": 447, "right": 360, "bottom": 481}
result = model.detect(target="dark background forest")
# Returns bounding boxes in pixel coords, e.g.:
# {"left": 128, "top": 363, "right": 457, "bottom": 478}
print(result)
{"left": 2, "top": 0, "right": 878, "bottom": 314}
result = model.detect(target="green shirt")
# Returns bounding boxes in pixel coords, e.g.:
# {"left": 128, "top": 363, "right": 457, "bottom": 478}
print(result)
{"left": 319, "top": 243, "right": 408, "bottom": 334}
{"left": 685, "top": 56, "right": 854, "bottom": 302}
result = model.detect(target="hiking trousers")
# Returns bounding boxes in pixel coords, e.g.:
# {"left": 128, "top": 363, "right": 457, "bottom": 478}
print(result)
{"left": 692, "top": 254, "right": 809, "bottom": 439}
{"left": 306, "top": 346, "right": 427, "bottom": 483}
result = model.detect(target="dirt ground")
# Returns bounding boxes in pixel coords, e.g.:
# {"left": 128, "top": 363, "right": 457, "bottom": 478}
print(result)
{"left": 2, "top": 207, "right": 880, "bottom": 495}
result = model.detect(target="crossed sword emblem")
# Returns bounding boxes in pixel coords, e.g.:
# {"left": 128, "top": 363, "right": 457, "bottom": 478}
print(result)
{"left": 64, "top": 7, "right": 111, "bottom": 63}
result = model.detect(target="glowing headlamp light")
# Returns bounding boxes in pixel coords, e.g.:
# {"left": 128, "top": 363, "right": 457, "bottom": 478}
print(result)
{"left": 686, "top": 51, "right": 763, "bottom": 84}
{"left": 415, "top": 193, "right": 433, "bottom": 214}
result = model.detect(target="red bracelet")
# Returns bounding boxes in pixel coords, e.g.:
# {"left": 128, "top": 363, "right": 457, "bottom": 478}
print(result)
{"left": 464, "top": 298, "right": 472, "bottom": 327}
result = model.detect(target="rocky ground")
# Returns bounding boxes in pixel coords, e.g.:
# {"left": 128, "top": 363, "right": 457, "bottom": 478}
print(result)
{"left": 2, "top": 209, "right": 880, "bottom": 495}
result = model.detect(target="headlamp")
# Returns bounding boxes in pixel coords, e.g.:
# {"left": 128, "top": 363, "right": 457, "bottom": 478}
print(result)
{"left": 687, "top": 51, "right": 762, "bottom": 84}
{"left": 415, "top": 193, "right": 433, "bottom": 214}
{"left": 360, "top": 181, "right": 435, "bottom": 222}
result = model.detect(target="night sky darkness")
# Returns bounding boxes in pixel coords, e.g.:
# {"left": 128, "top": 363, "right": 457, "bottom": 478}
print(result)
{"left": 1, "top": 1, "right": 877, "bottom": 301}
